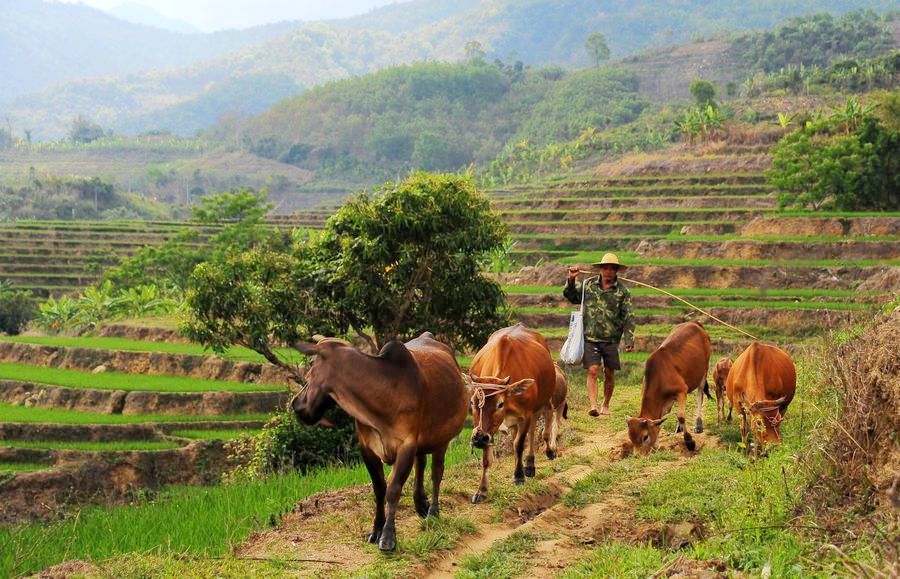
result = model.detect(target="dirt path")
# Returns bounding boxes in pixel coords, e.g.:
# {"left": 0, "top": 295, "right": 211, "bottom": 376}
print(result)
{"left": 234, "top": 406, "right": 722, "bottom": 578}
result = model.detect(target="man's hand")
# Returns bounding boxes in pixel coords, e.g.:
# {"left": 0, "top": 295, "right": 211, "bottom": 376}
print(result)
{"left": 624, "top": 345, "right": 634, "bottom": 352}
{"left": 567, "top": 266, "right": 579, "bottom": 284}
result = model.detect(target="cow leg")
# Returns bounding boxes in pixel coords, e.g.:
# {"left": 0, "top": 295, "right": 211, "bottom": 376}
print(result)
{"left": 739, "top": 406, "right": 750, "bottom": 455}
{"left": 677, "top": 391, "right": 696, "bottom": 451}
{"left": 524, "top": 416, "right": 538, "bottom": 477}
{"left": 472, "top": 445, "right": 493, "bottom": 504}
{"left": 694, "top": 384, "right": 705, "bottom": 433}
{"left": 360, "top": 443, "right": 386, "bottom": 545}
{"left": 513, "top": 417, "right": 530, "bottom": 484}
{"left": 716, "top": 388, "right": 725, "bottom": 424}
{"left": 378, "top": 444, "right": 416, "bottom": 552}
{"left": 413, "top": 452, "right": 429, "bottom": 518}
{"left": 428, "top": 444, "right": 448, "bottom": 518}
{"left": 544, "top": 405, "right": 559, "bottom": 460}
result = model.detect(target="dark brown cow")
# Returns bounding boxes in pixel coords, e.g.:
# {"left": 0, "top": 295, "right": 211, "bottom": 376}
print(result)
{"left": 726, "top": 343, "right": 796, "bottom": 453}
{"left": 626, "top": 321, "right": 711, "bottom": 454}
{"left": 292, "top": 332, "right": 467, "bottom": 551}
{"left": 542, "top": 363, "right": 569, "bottom": 460}
{"left": 467, "top": 324, "right": 556, "bottom": 503}
{"left": 712, "top": 357, "right": 734, "bottom": 423}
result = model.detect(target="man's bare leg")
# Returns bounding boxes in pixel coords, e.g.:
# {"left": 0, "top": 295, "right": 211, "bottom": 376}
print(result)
{"left": 586, "top": 364, "right": 600, "bottom": 416}
{"left": 599, "top": 367, "right": 615, "bottom": 415}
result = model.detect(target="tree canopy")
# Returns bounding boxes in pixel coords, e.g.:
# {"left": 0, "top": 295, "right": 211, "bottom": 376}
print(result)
{"left": 183, "top": 173, "right": 510, "bottom": 377}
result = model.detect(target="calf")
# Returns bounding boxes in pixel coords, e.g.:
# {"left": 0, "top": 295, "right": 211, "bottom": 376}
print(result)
{"left": 712, "top": 357, "right": 733, "bottom": 424}
{"left": 726, "top": 343, "right": 796, "bottom": 454}
{"left": 626, "top": 322, "right": 711, "bottom": 454}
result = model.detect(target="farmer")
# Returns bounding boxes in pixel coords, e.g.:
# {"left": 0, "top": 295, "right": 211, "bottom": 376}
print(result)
{"left": 564, "top": 252, "right": 635, "bottom": 417}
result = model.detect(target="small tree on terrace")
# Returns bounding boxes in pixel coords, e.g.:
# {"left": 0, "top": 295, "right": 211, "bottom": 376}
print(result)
{"left": 585, "top": 32, "right": 611, "bottom": 68}
{"left": 183, "top": 172, "right": 510, "bottom": 382}
{"left": 689, "top": 79, "right": 717, "bottom": 108}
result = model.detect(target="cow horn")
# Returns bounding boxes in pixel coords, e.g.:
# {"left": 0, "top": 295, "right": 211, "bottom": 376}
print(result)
{"left": 501, "top": 376, "right": 511, "bottom": 385}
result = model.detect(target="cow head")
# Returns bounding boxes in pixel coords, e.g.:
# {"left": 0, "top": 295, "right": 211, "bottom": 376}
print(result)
{"left": 468, "top": 373, "right": 534, "bottom": 449}
{"left": 625, "top": 415, "right": 668, "bottom": 455}
{"left": 749, "top": 397, "right": 786, "bottom": 444}
{"left": 290, "top": 341, "right": 343, "bottom": 425}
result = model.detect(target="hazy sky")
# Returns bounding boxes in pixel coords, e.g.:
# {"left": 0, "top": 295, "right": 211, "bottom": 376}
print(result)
{"left": 58, "top": 0, "right": 402, "bottom": 32}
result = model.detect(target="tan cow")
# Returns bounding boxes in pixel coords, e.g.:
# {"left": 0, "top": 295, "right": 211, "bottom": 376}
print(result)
{"left": 626, "top": 321, "right": 712, "bottom": 454}
{"left": 726, "top": 343, "right": 796, "bottom": 454}
{"left": 712, "top": 357, "right": 734, "bottom": 423}
{"left": 467, "top": 324, "right": 556, "bottom": 503}
{"left": 292, "top": 332, "right": 467, "bottom": 551}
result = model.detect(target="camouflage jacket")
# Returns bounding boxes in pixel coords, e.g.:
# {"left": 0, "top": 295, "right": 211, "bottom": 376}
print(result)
{"left": 563, "top": 277, "right": 635, "bottom": 347}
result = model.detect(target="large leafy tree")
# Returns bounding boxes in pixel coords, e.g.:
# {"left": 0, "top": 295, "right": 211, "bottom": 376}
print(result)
{"left": 584, "top": 32, "right": 610, "bottom": 68}
{"left": 770, "top": 106, "right": 899, "bottom": 211}
{"left": 183, "top": 172, "right": 510, "bottom": 380}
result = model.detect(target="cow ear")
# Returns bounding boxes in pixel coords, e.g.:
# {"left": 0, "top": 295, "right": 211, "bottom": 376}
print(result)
{"left": 507, "top": 378, "right": 534, "bottom": 396}
{"left": 651, "top": 415, "right": 668, "bottom": 426}
{"left": 295, "top": 342, "right": 320, "bottom": 356}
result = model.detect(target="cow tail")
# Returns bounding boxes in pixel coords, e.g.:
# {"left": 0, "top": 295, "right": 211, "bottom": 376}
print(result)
{"left": 703, "top": 379, "right": 713, "bottom": 400}
{"left": 562, "top": 402, "right": 569, "bottom": 420}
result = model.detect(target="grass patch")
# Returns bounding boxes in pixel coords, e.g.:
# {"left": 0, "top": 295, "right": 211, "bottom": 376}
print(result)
{"left": 0, "top": 440, "right": 182, "bottom": 451}
{"left": 561, "top": 542, "right": 670, "bottom": 578}
{"left": 170, "top": 429, "right": 258, "bottom": 441}
{"left": 0, "top": 363, "right": 286, "bottom": 393}
{"left": 0, "top": 402, "right": 271, "bottom": 424}
{"left": 0, "top": 463, "right": 51, "bottom": 474}
{"left": 0, "top": 335, "right": 305, "bottom": 366}
{"left": 457, "top": 530, "right": 546, "bottom": 578}
{"left": 0, "top": 429, "right": 477, "bottom": 578}
{"left": 401, "top": 516, "right": 477, "bottom": 559}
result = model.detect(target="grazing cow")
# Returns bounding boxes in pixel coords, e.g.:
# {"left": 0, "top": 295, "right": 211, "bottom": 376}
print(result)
{"left": 292, "top": 332, "right": 467, "bottom": 551}
{"left": 726, "top": 343, "right": 796, "bottom": 453}
{"left": 467, "top": 324, "right": 556, "bottom": 503}
{"left": 542, "top": 364, "right": 569, "bottom": 460}
{"left": 626, "top": 321, "right": 712, "bottom": 454}
{"left": 712, "top": 357, "right": 734, "bottom": 423}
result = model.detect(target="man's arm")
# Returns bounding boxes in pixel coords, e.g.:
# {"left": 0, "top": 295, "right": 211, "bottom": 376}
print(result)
{"left": 563, "top": 267, "right": 581, "bottom": 304}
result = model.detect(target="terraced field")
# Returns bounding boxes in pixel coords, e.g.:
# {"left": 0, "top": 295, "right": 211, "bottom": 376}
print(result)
{"left": 1, "top": 160, "right": 898, "bottom": 572}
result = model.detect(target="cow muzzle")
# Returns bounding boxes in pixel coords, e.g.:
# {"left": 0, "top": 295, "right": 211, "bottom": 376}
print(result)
{"left": 471, "top": 430, "right": 492, "bottom": 449}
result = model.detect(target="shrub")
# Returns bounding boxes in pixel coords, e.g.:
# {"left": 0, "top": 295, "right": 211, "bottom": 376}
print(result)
{"left": 0, "top": 282, "right": 35, "bottom": 335}
{"left": 228, "top": 407, "right": 359, "bottom": 478}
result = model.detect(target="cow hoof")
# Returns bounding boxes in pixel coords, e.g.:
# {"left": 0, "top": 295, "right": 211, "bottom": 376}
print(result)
{"left": 674, "top": 423, "right": 683, "bottom": 434}
{"left": 427, "top": 505, "right": 440, "bottom": 518}
{"left": 524, "top": 465, "right": 536, "bottom": 478}
{"left": 378, "top": 529, "right": 397, "bottom": 552}
{"left": 367, "top": 530, "right": 381, "bottom": 544}
{"left": 685, "top": 438, "right": 696, "bottom": 452}
{"left": 415, "top": 500, "right": 430, "bottom": 518}
{"left": 472, "top": 493, "right": 486, "bottom": 504}
{"left": 694, "top": 425, "right": 703, "bottom": 434}
{"left": 514, "top": 476, "right": 525, "bottom": 485}
{"left": 546, "top": 449, "right": 557, "bottom": 460}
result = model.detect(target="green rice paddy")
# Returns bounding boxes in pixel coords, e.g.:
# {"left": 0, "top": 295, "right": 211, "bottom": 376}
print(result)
{"left": 0, "top": 362, "right": 286, "bottom": 393}
{"left": 0, "top": 403, "right": 270, "bottom": 424}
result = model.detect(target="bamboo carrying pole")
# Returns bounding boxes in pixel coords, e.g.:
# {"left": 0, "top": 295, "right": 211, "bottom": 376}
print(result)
{"left": 576, "top": 269, "right": 760, "bottom": 342}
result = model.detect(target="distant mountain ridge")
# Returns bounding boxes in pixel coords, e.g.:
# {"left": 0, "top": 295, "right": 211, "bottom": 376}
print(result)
{"left": 106, "top": 2, "right": 201, "bottom": 34}
{"left": 2, "top": 0, "right": 895, "bottom": 140}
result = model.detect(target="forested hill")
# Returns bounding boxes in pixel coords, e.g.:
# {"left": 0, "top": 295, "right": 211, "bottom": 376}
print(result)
{"left": 2, "top": 0, "right": 896, "bottom": 141}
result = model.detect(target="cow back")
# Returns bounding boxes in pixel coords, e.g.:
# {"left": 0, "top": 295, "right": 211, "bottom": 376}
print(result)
{"left": 471, "top": 324, "right": 556, "bottom": 413}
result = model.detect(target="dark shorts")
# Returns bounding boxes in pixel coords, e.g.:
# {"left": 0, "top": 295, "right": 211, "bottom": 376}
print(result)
{"left": 582, "top": 340, "right": 621, "bottom": 371}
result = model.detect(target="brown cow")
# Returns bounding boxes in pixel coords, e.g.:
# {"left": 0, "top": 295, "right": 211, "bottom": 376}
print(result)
{"left": 467, "top": 324, "right": 556, "bottom": 503}
{"left": 542, "top": 363, "right": 569, "bottom": 460}
{"left": 292, "top": 332, "right": 467, "bottom": 551}
{"left": 726, "top": 343, "right": 796, "bottom": 453}
{"left": 626, "top": 321, "right": 711, "bottom": 454}
{"left": 712, "top": 357, "right": 734, "bottom": 423}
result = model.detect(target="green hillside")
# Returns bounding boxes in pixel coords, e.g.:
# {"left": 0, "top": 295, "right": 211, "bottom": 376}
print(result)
{"left": 3, "top": 1, "right": 896, "bottom": 140}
